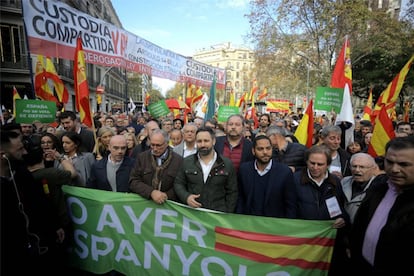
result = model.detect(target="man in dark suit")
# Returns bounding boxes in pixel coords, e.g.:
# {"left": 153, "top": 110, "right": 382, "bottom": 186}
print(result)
{"left": 58, "top": 110, "right": 95, "bottom": 153}
{"left": 87, "top": 135, "right": 135, "bottom": 192}
{"left": 236, "top": 135, "right": 297, "bottom": 218}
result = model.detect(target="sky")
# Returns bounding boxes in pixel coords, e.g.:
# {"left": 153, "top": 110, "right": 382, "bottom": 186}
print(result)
{"left": 111, "top": 0, "right": 251, "bottom": 94}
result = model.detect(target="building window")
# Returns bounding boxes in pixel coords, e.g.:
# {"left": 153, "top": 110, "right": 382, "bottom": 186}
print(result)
{"left": 0, "top": 25, "right": 21, "bottom": 63}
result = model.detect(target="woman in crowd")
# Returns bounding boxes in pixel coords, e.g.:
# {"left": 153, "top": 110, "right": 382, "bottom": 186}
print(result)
{"left": 124, "top": 132, "right": 140, "bottom": 158}
{"left": 346, "top": 140, "right": 363, "bottom": 155}
{"left": 94, "top": 126, "right": 115, "bottom": 160}
{"left": 40, "top": 132, "right": 63, "bottom": 168}
{"left": 59, "top": 131, "right": 95, "bottom": 186}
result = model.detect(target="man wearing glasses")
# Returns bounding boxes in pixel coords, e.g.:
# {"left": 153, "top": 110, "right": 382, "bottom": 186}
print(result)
{"left": 129, "top": 129, "right": 183, "bottom": 204}
{"left": 340, "top": 152, "right": 381, "bottom": 224}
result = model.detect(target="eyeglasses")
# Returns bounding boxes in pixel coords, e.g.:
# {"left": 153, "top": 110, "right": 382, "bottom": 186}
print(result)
{"left": 245, "top": 136, "right": 252, "bottom": 138}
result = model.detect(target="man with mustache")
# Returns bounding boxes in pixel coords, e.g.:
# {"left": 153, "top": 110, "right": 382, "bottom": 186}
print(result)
{"left": 174, "top": 127, "right": 238, "bottom": 213}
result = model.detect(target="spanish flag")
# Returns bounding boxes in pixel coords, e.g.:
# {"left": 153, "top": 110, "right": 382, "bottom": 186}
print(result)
{"left": 215, "top": 225, "right": 334, "bottom": 271}
{"left": 74, "top": 36, "right": 92, "bottom": 127}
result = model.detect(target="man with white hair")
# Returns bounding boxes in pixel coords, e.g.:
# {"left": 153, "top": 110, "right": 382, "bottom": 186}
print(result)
{"left": 341, "top": 153, "right": 381, "bottom": 223}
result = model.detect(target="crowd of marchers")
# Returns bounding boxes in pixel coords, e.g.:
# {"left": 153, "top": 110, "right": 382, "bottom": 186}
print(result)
{"left": 1, "top": 107, "right": 413, "bottom": 275}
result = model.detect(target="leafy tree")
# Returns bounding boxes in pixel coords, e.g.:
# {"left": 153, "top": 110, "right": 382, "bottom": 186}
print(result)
{"left": 148, "top": 87, "right": 164, "bottom": 104}
{"left": 166, "top": 82, "right": 186, "bottom": 99}
{"left": 247, "top": 0, "right": 414, "bottom": 107}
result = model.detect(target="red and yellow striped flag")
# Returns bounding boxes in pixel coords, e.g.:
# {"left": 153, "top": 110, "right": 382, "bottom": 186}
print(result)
{"left": 74, "top": 36, "right": 92, "bottom": 127}
{"left": 372, "top": 54, "right": 414, "bottom": 118}
{"left": 367, "top": 106, "right": 396, "bottom": 157}
{"left": 215, "top": 226, "right": 334, "bottom": 271}
{"left": 266, "top": 99, "right": 290, "bottom": 113}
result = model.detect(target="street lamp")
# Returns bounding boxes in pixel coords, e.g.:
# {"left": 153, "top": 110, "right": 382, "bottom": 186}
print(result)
{"left": 97, "top": 66, "right": 114, "bottom": 113}
{"left": 296, "top": 51, "right": 311, "bottom": 105}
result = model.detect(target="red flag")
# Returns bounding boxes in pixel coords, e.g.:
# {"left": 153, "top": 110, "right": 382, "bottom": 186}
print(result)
{"left": 294, "top": 99, "right": 314, "bottom": 148}
{"left": 367, "top": 106, "right": 396, "bottom": 157}
{"left": 45, "top": 57, "right": 69, "bottom": 103}
{"left": 372, "top": 54, "right": 414, "bottom": 118}
{"left": 74, "top": 36, "right": 92, "bottom": 127}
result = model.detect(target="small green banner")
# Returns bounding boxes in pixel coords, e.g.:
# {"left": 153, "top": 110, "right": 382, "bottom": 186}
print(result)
{"left": 148, "top": 100, "right": 170, "bottom": 119}
{"left": 217, "top": 106, "right": 239, "bottom": 123}
{"left": 314, "top": 87, "right": 344, "bottom": 113}
{"left": 15, "top": 99, "right": 56, "bottom": 123}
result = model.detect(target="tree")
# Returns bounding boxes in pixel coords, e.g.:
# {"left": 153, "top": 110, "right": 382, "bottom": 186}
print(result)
{"left": 247, "top": 0, "right": 414, "bottom": 105}
{"left": 148, "top": 88, "right": 164, "bottom": 104}
{"left": 166, "top": 82, "right": 186, "bottom": 99}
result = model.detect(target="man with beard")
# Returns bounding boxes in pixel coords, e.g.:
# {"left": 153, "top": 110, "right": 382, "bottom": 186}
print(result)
{"left": 174, "top": 127, "right": 238, "bottom": 213}
{"left": 236, "top": 135, "right": 297, "bottom": 218}
{"left": 58, "top": 111, "right": 95, "bottom": 153}
{"left": 214, "top": 114, "right": 254, "bottom": 174}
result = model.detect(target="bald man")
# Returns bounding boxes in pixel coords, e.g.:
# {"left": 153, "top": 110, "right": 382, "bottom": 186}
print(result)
{"left": 87, "top": 135, "right": 135, "bottom": 192}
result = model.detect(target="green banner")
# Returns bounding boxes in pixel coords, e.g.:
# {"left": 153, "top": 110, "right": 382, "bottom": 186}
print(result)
{"left": 15, "top": 99, "right": 56, "bottom": 123}
{"left": 148, "top": 100, "right": 170, "bottom": 119}
{"left": 63, "top": 186, "right": 336, "bottom": 275}
{"left": 314, "top": 87, "right": 344, "bottom": 113}
{"left": 217, "top": 106, "right": 240, "bottom": 123}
